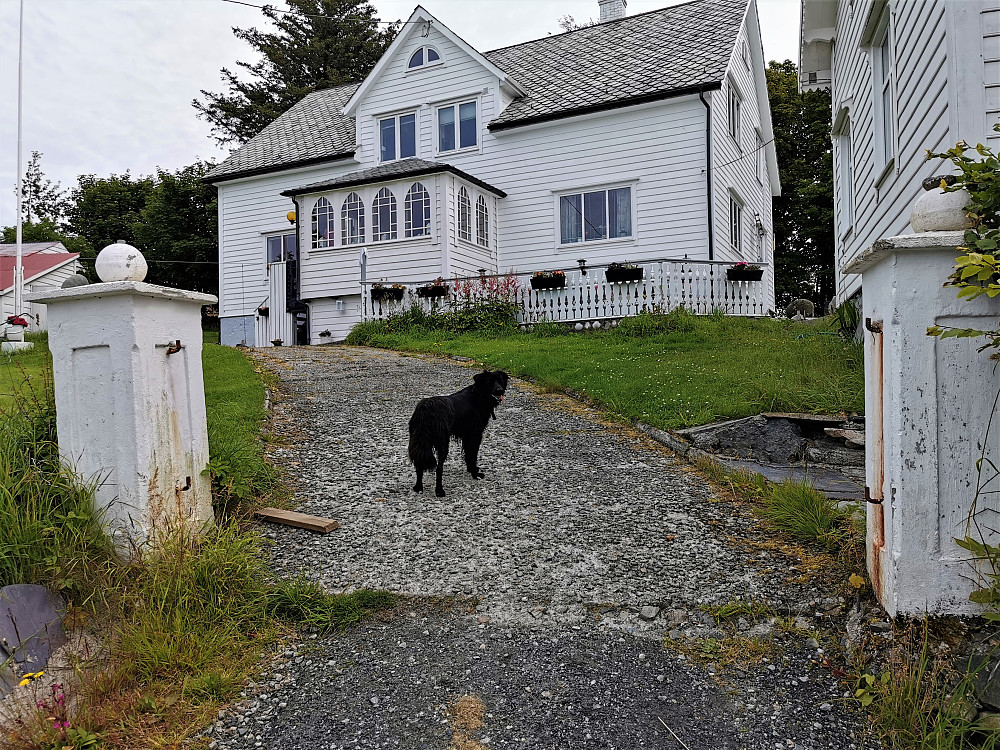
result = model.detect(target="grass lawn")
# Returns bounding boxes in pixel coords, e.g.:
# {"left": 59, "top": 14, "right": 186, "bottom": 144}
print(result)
{"left": 0, "top": 331, "right": 52, "bottom": 408}
{"left": 347, "top": 312, "right": 865, "bottom": 429}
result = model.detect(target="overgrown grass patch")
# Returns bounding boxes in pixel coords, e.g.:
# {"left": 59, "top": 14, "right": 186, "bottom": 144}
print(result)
{"left": 0, "top": 331, "right": 52, "bottom": 408}
{"left": 346, "top": 309, "right": 864, "bottom": 429}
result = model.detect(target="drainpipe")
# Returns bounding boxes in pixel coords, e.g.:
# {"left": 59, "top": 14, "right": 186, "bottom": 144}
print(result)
{"left": 291, "top": 196, "right": 309, "bottom": 344}
{"left": 699, "top": 86, "right": 715, "bottom": 260}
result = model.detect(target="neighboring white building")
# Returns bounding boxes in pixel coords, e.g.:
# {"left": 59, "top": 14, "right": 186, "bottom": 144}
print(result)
{"left": 800, "top": 0, "right": 1000, "bottom": 303}
{"left": 0, "top": 243, "right": 81, "bottom": 331}
{"left": 208, "top": 0, "right": 780, "bottom": 346}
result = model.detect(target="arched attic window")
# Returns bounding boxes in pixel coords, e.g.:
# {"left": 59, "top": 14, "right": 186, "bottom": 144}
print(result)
{"left": 404, "top": 182, "right": 431, "bottom": 238}
{"left": 408, "top": 46, "right": 441, "bottom": 69}
{"left": 312, "top": 197, "right": 333, "bottom": 248}
{"left": 372, "top": 188, "right": 398, "bottom": 241}
{"left": 341, "top": 192, "right": 365, "bottom": 245}
{"left": 476, "top": 196, "right": 489, "bottom": 247}
{"left": 458, "top": 187, "right": 471, "bottom": 242}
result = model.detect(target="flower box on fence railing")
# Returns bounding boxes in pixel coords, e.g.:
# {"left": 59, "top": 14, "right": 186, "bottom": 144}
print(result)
{"left": 604, "top": 264, "right": 644, "bottom": 283}
{"left": 370, "top": 285, "right": 405, "bottom": 302}
{"left": 530, "top": 271, "right": 566, "bottom": 290}
{"left": 726, "top": 264, "right": 764, "bottom": 282}
{"left": 415, "top": 284, "right": 449, "bottom": 299}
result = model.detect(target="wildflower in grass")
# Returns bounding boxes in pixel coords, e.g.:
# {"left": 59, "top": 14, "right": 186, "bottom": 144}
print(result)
{"left": 18, "top": 670, "right": 43, "bottom": 687}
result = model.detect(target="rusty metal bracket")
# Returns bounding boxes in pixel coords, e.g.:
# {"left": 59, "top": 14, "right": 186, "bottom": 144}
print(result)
{"left": 865, "top": 318, "right": 883, "bottom": 334}
{"left": 166, "top": 340, "right": 183, "bottom": 355}
{"left": 178, "top": 476, "right": 192, "bottom": 492}
{"left": 865, "top": 486, "right": 883, "bottom": 505}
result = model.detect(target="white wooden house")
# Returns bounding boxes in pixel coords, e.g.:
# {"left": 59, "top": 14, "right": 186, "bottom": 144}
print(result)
{"left": 207, "top": 0, "right": 780, "bottom": 346}
{"left": 0, "top": 243, "right": 81, "bottom": 331}
{"left": 799, "top": 0, "right": 1000, "bottom": 303}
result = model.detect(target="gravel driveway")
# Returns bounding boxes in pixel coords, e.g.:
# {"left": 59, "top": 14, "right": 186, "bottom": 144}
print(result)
{"left": 203, "top": 345, "right": 877, "bottom": 750}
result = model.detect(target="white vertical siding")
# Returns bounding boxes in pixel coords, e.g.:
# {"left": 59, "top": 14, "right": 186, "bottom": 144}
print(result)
{"left": 831, "top": 0, "right": 994, "bottom": 302}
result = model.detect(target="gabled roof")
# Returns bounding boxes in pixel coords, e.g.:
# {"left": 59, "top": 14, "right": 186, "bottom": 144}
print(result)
{"left": 484, "top": 0, "right": 746, "bottom": 130}
{"left": 204, "top": 82, "right": 360, "bottom": 183}
{"left": 0, "top": 242, "right": 68, "bottom": 256}
{"left": 1, "top": 252, "right": 80, "bottom": 294}
{"left": 281, "top": 157, "right": 507, "bottom": 198}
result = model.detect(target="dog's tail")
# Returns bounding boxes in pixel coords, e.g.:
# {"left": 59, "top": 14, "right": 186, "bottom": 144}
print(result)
{"left": 408, "top": 398, "right": 448, "bottom": 470}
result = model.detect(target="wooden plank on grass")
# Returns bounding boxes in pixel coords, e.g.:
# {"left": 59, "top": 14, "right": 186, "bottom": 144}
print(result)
{"left": 255, "top": 508, "right": 339, "bottom": 533}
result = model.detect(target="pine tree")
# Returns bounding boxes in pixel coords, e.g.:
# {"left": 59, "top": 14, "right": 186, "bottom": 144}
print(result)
{"left": 20, "top": 151, "right": 66, "bottom": 224}
{"left": 193, "top": 0, "right": 398, "bottom": 146}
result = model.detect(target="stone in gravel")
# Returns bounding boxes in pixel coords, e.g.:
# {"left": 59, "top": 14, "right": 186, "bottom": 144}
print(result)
{"left": 639, "top": 605, "right": 660, "bottom": 621}
{"left": 977, "top": 711, "right": 1000, "bottom": 729}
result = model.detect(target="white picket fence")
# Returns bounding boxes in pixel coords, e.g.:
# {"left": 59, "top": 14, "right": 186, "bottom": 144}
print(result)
{"left": 361, "top": 259, "right": 773, "bottom": 324}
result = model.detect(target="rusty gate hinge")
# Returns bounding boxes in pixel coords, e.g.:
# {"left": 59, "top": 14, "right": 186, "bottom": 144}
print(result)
{"left": 865, "top": 486, "right": 883, "bottom": 505}
{"left": 166, "top": 340, "right": 183, "bottom": 355}
{"left": 865, "top": 318, "right": 883, "bottom": 334}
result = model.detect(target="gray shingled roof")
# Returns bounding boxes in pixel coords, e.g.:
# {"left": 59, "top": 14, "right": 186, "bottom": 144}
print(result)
{"left": 206, "top": 0, "right": 745, "bottom": 182}
{"left": 204, "top": 82, "right": 359, "bottom": 182}
{"left": 281, "top": 158, "right": 506, "bottom": 197}
{"left": 484, "top": 0, "right": 745, "bottom": 129}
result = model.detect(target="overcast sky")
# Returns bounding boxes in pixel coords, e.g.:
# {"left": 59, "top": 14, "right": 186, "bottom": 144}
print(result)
{"left": 0, "top": 0, "right": 802, "bottom": 229}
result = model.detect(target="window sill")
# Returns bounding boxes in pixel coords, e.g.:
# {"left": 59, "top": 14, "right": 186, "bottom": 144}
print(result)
{"left": 874, "top": 158, "right": 895, "bottom": 190}
{"left": 557, "top": 236, "right": 636, "bottom": 251}
{"left": 437, "top": 145, "right": 479, "bottom": 157}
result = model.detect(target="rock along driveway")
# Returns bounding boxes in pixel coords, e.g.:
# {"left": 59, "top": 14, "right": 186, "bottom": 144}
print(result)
{"left": 204, "top": 345, "right": 877, "bottom": 750}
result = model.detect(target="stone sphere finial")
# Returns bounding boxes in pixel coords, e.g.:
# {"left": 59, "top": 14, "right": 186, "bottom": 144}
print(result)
{"left": 910, "top": 175, "right": 974, "bottom": 233}
{"left": 95, "top": 240, "right": 148, "bottom": 283}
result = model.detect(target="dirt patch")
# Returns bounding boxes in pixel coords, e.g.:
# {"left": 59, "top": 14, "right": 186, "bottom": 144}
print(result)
{"left": 446, "top": 694, "right": 487, "bottom": 749}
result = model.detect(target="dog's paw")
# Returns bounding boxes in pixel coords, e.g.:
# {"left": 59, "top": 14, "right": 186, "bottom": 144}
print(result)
{"left": 471, "top": 470, "right": 485, "bottom": 479}
{"left": 435, "top": 487, "right": 446, "bottom": 497}
{"left": 413, "top": 483, "right": 423, "bottom": 493}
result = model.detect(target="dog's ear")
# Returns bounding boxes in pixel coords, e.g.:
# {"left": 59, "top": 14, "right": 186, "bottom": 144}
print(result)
{"left": 473, "top": 371, "right": 487, "bottom": 383}
{"left": 497, "top": 371, "right": 508, "bottom": 387}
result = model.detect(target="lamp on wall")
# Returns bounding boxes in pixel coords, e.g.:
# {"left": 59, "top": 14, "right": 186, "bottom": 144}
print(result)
{"left": 577, "top": 258, "right": 587, "bottom": 276}
{"left": 287, "top": 211, "right": 297, "bottom": 225}
{"left": 753, "top": 212, "right": 765, "bottom": 237}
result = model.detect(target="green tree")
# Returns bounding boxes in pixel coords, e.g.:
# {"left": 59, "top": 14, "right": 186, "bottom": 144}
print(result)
{"left": 65, "top": 173, "right": 155, "bottom": 255}
{"left": 766, "top": 60, "right": 835, "bottom": 308}
{"left": 193, "top": 0, "right": 398, "bottom": 146}
{"left": 133, "top": 161, "right": 219, "bottom": 295}
{"left": 19, "top": 151, "right": 66, "bottom": 224}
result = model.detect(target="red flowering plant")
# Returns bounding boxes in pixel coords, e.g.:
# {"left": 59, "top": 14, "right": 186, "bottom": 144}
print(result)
{"left": 5, "top": 314, "right": 29, "bottom": 327}
{"left": 731, "top": 261, "right": 761, "bottom": 271}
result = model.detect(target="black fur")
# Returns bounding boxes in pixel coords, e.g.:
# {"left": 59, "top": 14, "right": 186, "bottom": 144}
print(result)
{"left": 408, "top": 370, "right": 509, "bottom": 497}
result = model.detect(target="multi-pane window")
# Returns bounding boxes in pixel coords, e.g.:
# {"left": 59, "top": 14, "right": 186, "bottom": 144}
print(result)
{"left": 312, "top": 197, "right": 333, "bottom": 248}
{"left": 266, "top": 233, "right": 297, "bottom": 268}
{"left": 458, "top": 187, "right": 472, "bottom": 241}
{"left": 379, "top": 113, "right": 416, "bottom": 162}
{"left": 438, "top": 101, "right": 477, "bottom": 152}
{"left": 728, "top": 84, "right": 741, "bottom": 144}
{"left": 408, "top": 46, "right": 441, "bottom": 69}
{"left": 476, "top": 196, "right": 489, "bottom": 247}
{"left": 837, "top": 122, "right": 854, "bottom": 234}
{"left": 729, "top": 194, "right": 743, "bottom": 254}
{"left": 559, "top": 186, "right": 632, "bottom": 244}
{"left": 873, "top": 17, "right": 894, "bottom": 167}
{"left": 341, "top": 192, "right": 365, "bottom": 245}
{"left": 404, "top": 182, "right": 431, "bottom": 238}
{"left": 372, "top": 188, "right": 397, "bottom": 241}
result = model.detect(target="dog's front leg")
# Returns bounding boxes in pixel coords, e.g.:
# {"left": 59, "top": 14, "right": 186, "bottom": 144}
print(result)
{"left": 413, "top": 468, "right": 424, "bottom": 493}
{"left": 463, "top": 435, "right": 485, "bottom": 479}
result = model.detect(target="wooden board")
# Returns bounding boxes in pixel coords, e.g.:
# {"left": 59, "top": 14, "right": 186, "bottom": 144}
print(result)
{"left": 255, "top": 507, "right": 339, "bottom": 533}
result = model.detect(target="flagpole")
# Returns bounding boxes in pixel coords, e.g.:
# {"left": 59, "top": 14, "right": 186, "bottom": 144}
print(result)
{"left": 14, "top": 0, "right": 25, "bottom": 318}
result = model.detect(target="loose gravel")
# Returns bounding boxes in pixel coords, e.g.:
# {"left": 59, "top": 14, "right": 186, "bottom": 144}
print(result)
{"left": 204, "top": 345, "right": 878, "bottom": 750}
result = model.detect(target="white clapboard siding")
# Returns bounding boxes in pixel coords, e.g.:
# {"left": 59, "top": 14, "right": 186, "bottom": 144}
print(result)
{"left": 361, "top": 259, "right": 772, "bottom": 325}
{"left": 827, "top": 0, "right": 995, "bottom": 302}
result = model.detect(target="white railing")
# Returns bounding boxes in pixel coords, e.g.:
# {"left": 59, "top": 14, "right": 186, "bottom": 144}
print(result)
{"left": 361, "top": 258, "right": 773, "bottom": 324}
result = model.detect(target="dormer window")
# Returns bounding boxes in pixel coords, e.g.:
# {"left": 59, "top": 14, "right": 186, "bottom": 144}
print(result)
{"left": 408, "top": 46, "right": 441, "bottom": 70}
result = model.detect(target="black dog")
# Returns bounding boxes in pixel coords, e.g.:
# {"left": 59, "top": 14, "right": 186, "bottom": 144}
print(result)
{"left": 408, "top": 370, "right": 509, "bottom": 497}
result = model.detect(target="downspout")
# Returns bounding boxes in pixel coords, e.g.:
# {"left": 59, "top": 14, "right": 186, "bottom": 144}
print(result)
{"left": 292, "top": 196, "right": 309, "bottom": 344}
{"left": 699, "top": 86, "right": 715, "bottom": 260}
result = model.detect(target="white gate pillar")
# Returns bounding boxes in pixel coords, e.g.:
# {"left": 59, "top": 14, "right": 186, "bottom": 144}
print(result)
{"left": 844, "top": 191, "right": 999, "bottom": 616}
{"left": 25, "top": 243, "right": 217, "bottom": 547}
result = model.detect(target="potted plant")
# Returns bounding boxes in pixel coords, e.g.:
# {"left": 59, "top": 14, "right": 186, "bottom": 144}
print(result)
{"left": 371, "top": 283, "right": 406, "bottom": 302}
{"left": 3, "top": 314, "right": 29, "bottom": 342}
{"left": 416, "top": 277, "right": 449, "bottom": 298}
{"left": 530, "top": 270, "right": 567, "bottom": 290}
{"left": 726, "top": 261, "right": 764, "bottom": 282}
{"left": 257, "top": 305, "right": 269, "bottom": 317}
{"left": 271, "top": 338, "right": 283, "bottom": 347}
{"left": 605, "top": 261, "right": 644, "bottom": 283}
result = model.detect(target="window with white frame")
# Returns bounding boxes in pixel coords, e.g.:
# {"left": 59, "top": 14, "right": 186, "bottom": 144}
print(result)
{"left": 404, "top": 182, "right": 431, "bottom": 238}
{"left": 728, "top": 83, "right": 742, "bottom": 144}
{"left": 872, "top": 10, "right": 894, "bottom": 168}
{"left": 837, "top": 120, "right": 854, "bottom": 235}
{"left": 559, "top": 186, "right": 632, "bottom": 245}
{"left": 438, "top": 101, "right": 477, "bottom": 152}
{"left": 312, "top": 197, "right": 334, "bottom": 248}
{"left": 341, "top": 192, "right": 365, "bottom": 245}
{"left": 372, "top": 188, "right": 398, "bottom": 241}
{"left": 408, "top": 46, "right": 441, "bottom": 69}
{"left": 729, "top": 193, "right": 743, "bottom": 254}
{"left": 266, "top": 232, "right": 297, "bottom": 269}
{"left": 476, "top": 196, "right": 489, "bottom": 247}
{"left": 379, "top": 112, "right": 416, "bottom": 162}
{"left": 458, "top": 187, "right": 472, "bottom": 242}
